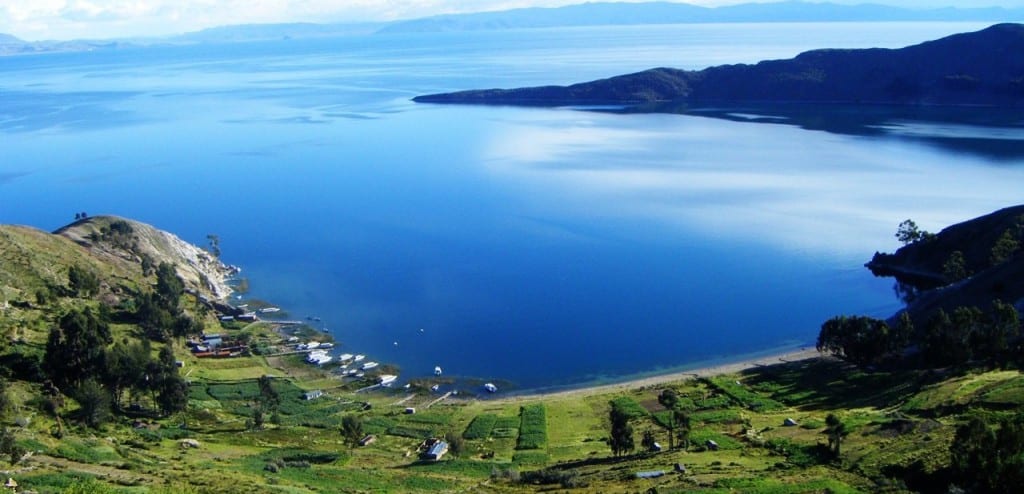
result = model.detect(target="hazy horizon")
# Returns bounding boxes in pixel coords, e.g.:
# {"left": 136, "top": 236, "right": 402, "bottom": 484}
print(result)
{"left": 3, "top": 0, "right": 1024, "bottom": 41}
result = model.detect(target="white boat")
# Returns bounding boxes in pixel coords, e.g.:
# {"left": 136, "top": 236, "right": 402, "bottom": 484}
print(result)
{"left": 259, "top": 307, "right": 280, "bottom": 313}
{"left": 319, "top": 342, "right": 334, "bottom": 348}
{"left": 434, "top": 366, "right": 442, "bottom": 376}
{"left": 355, "top": 372, "right": 365, "bottom": 378}
{"left": 305, "top": 341, "right": 321, "bottom": 350}
{"left": 430, "top": 384, "right": 440, "bottom": 392}
{"left": 353, "top": 354, "right": 365, "bottom": 362}
{"left": 339, "top": 353, "right": 354, "bottom": 362}
{"left": 361, "top": 361, "right": 379, "bottom": 370}
{"left": 379, "top": 374, "right": 398, "bottom": 386}
{"left": 306, "top": 354, "right": 333, "bottom": 365}
{"left": 484, "top": 383, "right": 497, "bottom": 393}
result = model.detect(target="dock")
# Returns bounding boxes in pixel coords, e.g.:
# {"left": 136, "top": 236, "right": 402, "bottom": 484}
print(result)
{"left": 425, "top": 391, "right": 453, "bottom": 409}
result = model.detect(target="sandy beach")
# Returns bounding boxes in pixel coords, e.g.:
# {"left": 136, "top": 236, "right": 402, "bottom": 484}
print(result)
{"left": 496, "top": 347, "right": 822, "bottom": 403}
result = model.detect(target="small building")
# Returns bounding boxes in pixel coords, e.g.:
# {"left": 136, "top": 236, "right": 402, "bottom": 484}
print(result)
{"left": 358, "top": 435, "right": 376, "bottom": 446}
{"left": 404, "top": 407, "right": 416, "bottom": 414}
{"left": 783, "top": 418, "right": 799, "bottom": 427}
{"left": 303, "top": 390, "right": 324, "bottom": 401}
{"left": 423, "top": 441, "right": 449, "bottom": 461}
{"left": 650, "top": 442, "right": 663, "bottom": 452}
{"left": 706, "top": 439, "right": 720, "bottom": 451}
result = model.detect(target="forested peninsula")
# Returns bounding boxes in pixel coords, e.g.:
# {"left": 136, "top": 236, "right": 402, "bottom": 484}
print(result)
{"left": 414, "top": 23, "right": 1024, "bottom": 108}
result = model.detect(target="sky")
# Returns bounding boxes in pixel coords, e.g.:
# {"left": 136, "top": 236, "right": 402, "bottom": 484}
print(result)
{"left": 2, "top": 0, "right": 1024, "bottom": 41}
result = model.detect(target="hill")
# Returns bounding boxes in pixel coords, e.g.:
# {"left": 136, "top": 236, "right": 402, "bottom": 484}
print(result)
{"left": 867, "top": 205, "right": 1024, "bottom": 325}
{"left": 414, "top": 23, "right": 1024, "bottom": 107}
{"left": 0, "top": 215, "right": 1022, "bottom": 493}
{"left": 380, "top": 1, "right": 1024, "bottom": 33}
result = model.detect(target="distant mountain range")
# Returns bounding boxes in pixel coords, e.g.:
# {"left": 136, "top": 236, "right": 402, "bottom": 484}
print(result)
{"left": 380, "top": 1, "right": 1024, "bottom": 33}
{"left": 3, "top": 1, "right": 1024, "bottom": 56}
{"left": 414, "top": 23, "right": 1024, "bottom": 107}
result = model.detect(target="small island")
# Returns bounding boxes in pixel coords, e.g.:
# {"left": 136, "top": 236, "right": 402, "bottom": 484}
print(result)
{"left": 414, "top": 23, "right": 1024, "bottom": 108}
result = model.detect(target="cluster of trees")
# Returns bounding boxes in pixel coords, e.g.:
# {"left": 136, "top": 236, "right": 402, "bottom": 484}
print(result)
{"left": 607, "top": 390, "right": 693, "bottom": 458}
{"left": 818, "top": 301, "right": 1021, "bottom": 370}
{"left": 950, "top": 414, "right": 1024, "bottom": 493}
{"left": 130, "top": 262, "right": 201, "bottom": 342}
{"left": 33, "top": 259, "right": 201, "bottom": 429}
{"left": 43, "top": 307, "right": 189, "bottom": 427}
{"left": 817, "top": 313, "right": 913, "bottom": 367}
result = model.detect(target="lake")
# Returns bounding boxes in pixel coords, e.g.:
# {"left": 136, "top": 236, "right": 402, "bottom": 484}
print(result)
{"left": 2, "top": 22, "right": 1022, "bottom": 392}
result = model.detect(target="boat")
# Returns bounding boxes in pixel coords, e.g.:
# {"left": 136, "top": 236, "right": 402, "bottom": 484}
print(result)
{"left": 353, "top": 354, "right": 365, "bottom": 362}
{"left": 339, "top": 353, "right": 354, "bottom": 362}
{"left": 306, "top": 350, "right": 332, "bottom": 365}
{"left": 355, "top": 372, "right": 365, "bottom": 378}
{"left": 361, "top": 361, "right": 379, "bottom": 370}
{"left": 430, "top": 384, "right": 440, "bottom": 392}
{"left": 259, "top": 307, "right": 280, "bottom": 313}
{"left": 379, "top": 374, "right": 398, "bottom": 386}
{"left": 484, "top": 383, "right": 497, "bottom": 393}
{"left": 319, "top": 342, "right": 334, "bottom": 348}
{"left": 434, "top": 366, "right": 442, "bottom": 376}
{"left": 305, "top": 341, "right": 321, "bottom": 350}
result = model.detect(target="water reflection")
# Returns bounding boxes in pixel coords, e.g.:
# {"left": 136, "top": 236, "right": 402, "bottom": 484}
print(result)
{"left": 609, "top": 102, "right": 1024, "bottom": 162}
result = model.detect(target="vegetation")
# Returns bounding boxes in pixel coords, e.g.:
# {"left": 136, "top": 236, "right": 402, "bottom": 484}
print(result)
{"left": 3, "top": 213, "right": 1024, "bottom": 492}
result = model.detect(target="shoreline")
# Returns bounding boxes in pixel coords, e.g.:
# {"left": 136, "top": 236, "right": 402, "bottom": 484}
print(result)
{"left": 493, "top": 346, "right": 823, "bottom": 403}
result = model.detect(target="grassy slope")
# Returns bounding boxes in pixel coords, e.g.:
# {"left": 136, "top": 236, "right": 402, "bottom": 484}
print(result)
{"left": 3, "top": 219, "right": 1023, "bottom": 493}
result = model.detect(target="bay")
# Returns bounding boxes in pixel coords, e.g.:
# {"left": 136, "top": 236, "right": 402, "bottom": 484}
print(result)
{"left": 2, "top": 22, "right": 1022, "bottom": 391}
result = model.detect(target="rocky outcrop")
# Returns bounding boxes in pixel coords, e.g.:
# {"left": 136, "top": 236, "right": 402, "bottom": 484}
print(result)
{"left": 55, "top": 216, "right": 239, "bottom": 300}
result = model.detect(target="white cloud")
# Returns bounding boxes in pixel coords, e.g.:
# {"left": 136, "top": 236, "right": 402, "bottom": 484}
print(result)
{"left": 2, "top": 0, "right": 1024, "bottom": 40}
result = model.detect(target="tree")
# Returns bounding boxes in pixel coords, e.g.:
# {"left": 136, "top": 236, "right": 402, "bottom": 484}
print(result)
{"left": 340, "top": 414, "right": 364, "bottom": 447}
{"left": 990, "top": 229, "right": 1020, "bottom": 266}
{"left": 67, "top": 265, "right": 100, "bottom": 297}
{"left": 641, "top": 430, "right": 657, "bottom": 451}
{"left": 657, "top": 389, "right": 679, "bottom": 449}
{"left": 206, "top": 234, "right": 221, "bottom": 258}
{"left": 817, "top": 315, "right": 902, "bottom": 367}
{"left": 444, "top": 431, "right": 466, "bottom": 458}
{"left": 824, "top": 413, "right": 848, "bottom": 458}
{"left": 74, "top": 379, "right": 112, "bottom": 428}
{"left": 0, "top": 428, "right": 24, "bottom": 465}
{"left": 103, "top": 341, "right": 148, "bottom": 409}
{"left": 674, "top": 410, "right": 692, "bottom": 451}
{"left": 943, "top": 250, "right": 970, "bottom": 283}
{"left": 951, "top": 414, "right": 1024, "bottom": 493}
{"left": 257, "top": 376, "right": 280, "bottom": 414}
{"left": 155, "top": 262, "right": 184, "bottom": 310}
{"left": 896, "top": 219, "right": 928, "bottom": 245}
{"left": 922, "top": 308, "right": 974, "bottom": 367}
{"left": 608, "top": 408, "right": 634, "bottom": 457}
{"left": 45, "top": 308, "right": 112, "bottom": 390}
{"left": 153, "top": 346, "right": 188, "bottom": 416}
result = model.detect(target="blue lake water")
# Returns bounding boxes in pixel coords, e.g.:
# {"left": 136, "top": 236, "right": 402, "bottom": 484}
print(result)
{"left": 2, "top": 22, "right": 1023, "bottom": 391}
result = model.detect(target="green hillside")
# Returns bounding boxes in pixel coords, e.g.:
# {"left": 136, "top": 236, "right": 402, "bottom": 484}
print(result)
{"left": 0, "top": 216, "right": 1020, "bottom": 493}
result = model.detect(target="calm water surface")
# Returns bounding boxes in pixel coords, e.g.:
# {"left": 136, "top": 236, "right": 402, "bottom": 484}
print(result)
{"left": 2, "top": 22, "right": 1022, "bottom": 391}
